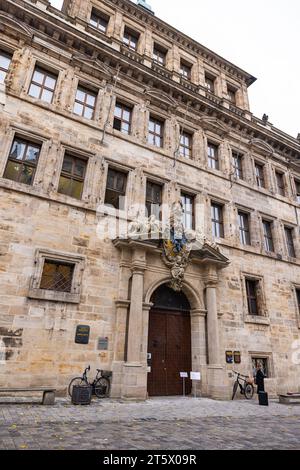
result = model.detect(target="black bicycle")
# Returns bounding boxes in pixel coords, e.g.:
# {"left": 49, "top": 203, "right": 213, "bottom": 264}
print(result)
{"left": 232, "top": 370, "right": 254, "bottom": 400}
{"left": 68, "top": 366, "right": 111, "bottom": 399}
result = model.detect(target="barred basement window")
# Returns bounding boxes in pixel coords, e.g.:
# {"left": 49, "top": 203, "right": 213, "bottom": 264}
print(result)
{"left": 211, "top": 203, "right": 224, "bottom": 238}
{"left": 113, "top": 102, "right": 132, "bottom": 135}
{"left": 146, "top": 181, "right": 162, "bottom": 220}
{"left": 246, "top": 279, "right": 259, "bottom": 315}
{"left": 180, "top": 132, "right": 192, "bottom": 158}
{"left": 29, "top": 67, "right": 57, "bottom": 103}
{"left": 285, "top": 227, "right": 296, "bottom": 258}
{"left": 208, "top": 143, "right": 219, "bottom": 170}
{"left": 232, "top": 152, "right": 243, "bottom": 179}
{"left": 0, "top": 50, "right": 12, "bottom": 84}
{"left": 3, "top": 137, "right": 41, "bottom": 185}
{"left": 40, "top": 260, "right": 74, "bottom": 293}
{"left": 89, "top": 9, "right": 109, "bottom": 33}
{"left": 105, "top": 168, "right": 127, "bottom": 210}
{"left": 148, "top": 117, "right": 164, "bottom": 148}
{"left": 58, "top": 153, "right": 87, "bottom": 200}
{"left": 73, "top": 87, "right": 96, "bottom": 119}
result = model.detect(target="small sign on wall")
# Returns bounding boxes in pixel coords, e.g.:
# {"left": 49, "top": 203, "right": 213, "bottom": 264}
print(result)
{"left": 75, "top": 325, "right": 90, "bottom": 345}
{"left": 97, "top": 337, "right": 109, "bottom": 351}
{"left": 234, "top": 351, "right": 241, "bottom": 364}
{"left": 190, "top": 372, "right": 201, "bottom": 381}
{"left": 226, "top": 351, "right": 234, "bottom": 364}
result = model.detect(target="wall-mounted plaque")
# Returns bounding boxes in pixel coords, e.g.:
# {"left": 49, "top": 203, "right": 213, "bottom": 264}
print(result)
{"left": 234, "top": 351, "right": 241, "bottom": 364}
{"left": 226, "top": 351, "right": 234, "bottom": 364}
{"left": 75, "top": 325, "right": 90, "bottom": 345}
{"left": 97, "top": 337, "right": 109, "bottom": 350}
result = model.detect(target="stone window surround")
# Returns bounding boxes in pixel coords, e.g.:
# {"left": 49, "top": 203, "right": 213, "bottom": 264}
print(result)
{"left": 292, "top": 284, "right": 300, "bottom": 329}
{"left": 28, "top": 248, "right": 85, "bottom": 304}
{"left": 283, "top": 224, "right": 297, "bottom": 259}
{"left": 52, "top": 144, "right": 95, "bottom": 203}
{"left": 249, "top": 351, "right": 274, "bottom": 378}
{"left": 72, "top": 78, "right": 101, "bottom": 120}
{"left": 0, "top": 127, "right": 49, "bottom": 188}
{"left": 24, "top": 58, "right": 61, "bottom": 105}
{"left": 240, "top": 272, "right": 269, "bottom": 325}
{"left": 205, "top": 134, "right": 224, "bottom": 172}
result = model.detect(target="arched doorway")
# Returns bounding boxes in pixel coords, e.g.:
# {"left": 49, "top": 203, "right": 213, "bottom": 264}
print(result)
{"left": 147, "top": 284, "right": 192, "bottom": 396}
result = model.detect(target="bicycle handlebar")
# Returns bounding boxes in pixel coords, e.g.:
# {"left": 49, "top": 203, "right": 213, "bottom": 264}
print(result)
{"left": 232, "top": 370, "right": 248, "bottom": 379}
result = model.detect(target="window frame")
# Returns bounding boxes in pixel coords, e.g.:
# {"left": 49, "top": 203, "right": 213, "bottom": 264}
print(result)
{"left": 89, "top": 9, "right": 109, "bottom": 33}
{"left": 148, "top": 116, "right": 164, "bottom": 148}
{"left": 232, "top": 152, "right": 244, "bottom": 179}
{"left": 275, "top": 171, "right": 285, "bottom": 196}
{"left": 255, "top": 162, "right": 265, "bottom": 188}
{"left": 181, "top": 192, "right": 195, "bottom": 230}
{"left": 73, "top": 86, "right": 97, "bottom": 120}
{"left": 58, "top": 152, "right": 87, "bottom": 200}
{"left": 207, "top": 142, "right": 219, "bottom": 170}
{"left": 113, "top": 101, "right": 132, "bottom": 135}
{"left": 180, "top": 131, "right": 193, "bottom": 159}
{"left": 245, "top": 278, "right": 259, "bottom": 316}
{"left": 3, "top": 136, "right": 41, "bottom": 186}
{"left": 146, "top": 180, "right": 163, "bottom": 220}
{"left": 238, "top": 211, "right": 251, "bottom": 246}
{"left": 0, "top": 50, "right": 12, "bottom": 84}
{"left": 284, "top": 226, "right": 296, "bottom": 258}
{"left": 123, "top": 27, "right": 139, "bottom": 51}
{"left": 104, "top": 167, "right": 127, "bottom": 210}
{"left": 180, "top": 60, "right": 192, "bottom": 80}
{"left": 28, "top": 66, "right": 57, "bottom": 104}
{"left": 204, "top": 73, "right": 216, "bottom": 94}
{"left": 227, "top": 84, "right": 237, "bottom": 104}
{"left": 262, "top": 219, "right": 274, "bottom": 253}
{"left": 211, "top": 202, "right": 224, "bottom": 238}
{"left": 153, "top": 44, "right": 167, "bottom": 66}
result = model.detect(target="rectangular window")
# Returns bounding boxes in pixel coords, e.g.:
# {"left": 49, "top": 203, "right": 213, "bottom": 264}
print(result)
{"left": 58, "top": 153, "right": 87, "bottom": 200}
{"left": 105, "top": 168, "right": 127, "bottom": 210}
{"left": 123, "top": 28, "right": 139, "bottom": 50}
{"left": 275, "top": 172, "right": 285, "bottom": 196}
{"left": 180, "top": 61, "right": 192, "bottom": 80}
{"left": 73, "top": 87, "right": 96, "bottom": 119}
{"left": 295, "top": 180, "right": 300, "bottom": 203}
{"left": 180, "top": 131, "right": 192, "bottom": 159}
{"left": 181, "top": 193, "right": 194, "bottom": 230}
{"left": 205, "top": 74, "right": 215, "bottom": 94}
{"left": 89, "top": 9, "right": 109, "bottom": 33}
{"left": 285, "top": 227, "right": 296, "bottom": 258}
{"left": 252, "top": 357, "right": 269, "bottom": 378}
{"left": 238, "top": 211, "right": 251, "bottom": 245}
{"left": 40, "top": 260, "right": 74, "bottom": 293}
{"left": 211, "top": 203, "right": 224, "bottom": 238}
{"left": 246, "top": 279, "right": 259, "bottom": 315}
{"left": 232, "top": 152, "right": 243, "bottom": 179}
{"left": 3, "top": 137, "right": 41, "bottom": 185}
{"left": 208, "top": 143, "right": 219, "bottom": 170}
{"left": 262, "top": 220, "right": 274, "bottom": 252}
{"left": 227, "top": 85, "right": 236, "bottom": 104}
{"left": 0, "top": 50, "right": 12, "bottom": 84}
{"left": 29, "top": 67, "right": 57, "bottom": 103}
{"left": 148, "top": 117, "right": 164, "bottom": 148}
{"left": 146, "top": 181, "right": 162, "bottom": 220}
{"left": 296, "top": 289, "right": 300, "bottom": 315}
{"left": 113, "top": 102, "right": 132, "bottom": 135}
{"left": 153, "top": 45, "right": 167, "bottom": 66}
{"left": 255, "top": 163, "right": 265, "bottom": 188}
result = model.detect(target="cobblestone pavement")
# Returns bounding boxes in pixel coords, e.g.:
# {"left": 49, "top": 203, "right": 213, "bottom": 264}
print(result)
{"left": 0, "top": 397, "right": 300, "bottom": 450}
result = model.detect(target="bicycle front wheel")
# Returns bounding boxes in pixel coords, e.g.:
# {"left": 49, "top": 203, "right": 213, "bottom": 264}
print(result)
{"left": 94, "top": 377, "right": 110, "bottom": 398}
{"left": 244, "top": 383, "right": 254, "bottom": 400}
{"left": 232, "top": 380, "right": 238, "bottom": 400}
{"left": 68, "top": 377, "right": 85, "bottom": 397}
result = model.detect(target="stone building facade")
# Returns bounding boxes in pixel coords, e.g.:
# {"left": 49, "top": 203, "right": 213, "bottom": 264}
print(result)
{"left": 0, "top": 0, "right": 300, "bottom": 400}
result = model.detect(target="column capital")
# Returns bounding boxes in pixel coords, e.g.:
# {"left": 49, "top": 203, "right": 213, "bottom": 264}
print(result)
{"left": 115, "top": 299, "right": 130, "bottom": 309}
{"left": 191, "top": 308, "right": 207, "bottom": 318}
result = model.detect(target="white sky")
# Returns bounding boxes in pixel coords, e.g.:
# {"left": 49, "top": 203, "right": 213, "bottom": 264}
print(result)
{"left": 49, "top": 0, "right": 300, "bottom": 138}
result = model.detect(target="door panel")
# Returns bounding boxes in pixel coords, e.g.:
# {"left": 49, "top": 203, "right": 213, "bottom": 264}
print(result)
{"left": 147, "top": 309, "right": 192, "bottom": 396}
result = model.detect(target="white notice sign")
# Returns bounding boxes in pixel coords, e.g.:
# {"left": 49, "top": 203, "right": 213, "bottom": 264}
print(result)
{"left": 180, "top": 372, "right": 188, "bottom": 378}
{"left": 190, "top": 372, "right": 201, "bottom": 381}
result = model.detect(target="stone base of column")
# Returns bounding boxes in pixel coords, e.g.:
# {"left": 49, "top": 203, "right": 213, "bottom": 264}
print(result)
{"left": 207, "top": 365, "right": 230, "bottom": 400}
{"left": 110, "top": 361, "right": 125, "bottom": 399}
{"left": 121, "top": 362, "right": 148, "bottom": 400}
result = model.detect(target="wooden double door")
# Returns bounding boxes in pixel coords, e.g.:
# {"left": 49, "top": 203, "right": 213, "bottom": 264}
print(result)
{"left": 147, "top": 308, "right": 192, "bottom": 396}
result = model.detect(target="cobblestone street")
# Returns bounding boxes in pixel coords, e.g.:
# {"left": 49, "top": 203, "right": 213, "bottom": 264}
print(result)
{"left": 0, "top": 397, "right": 299, "bottom": 450}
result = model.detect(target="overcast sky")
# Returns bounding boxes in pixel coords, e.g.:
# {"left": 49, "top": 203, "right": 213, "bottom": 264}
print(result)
{"left": 49, "top": 0, "right": 300, "bottom": 138}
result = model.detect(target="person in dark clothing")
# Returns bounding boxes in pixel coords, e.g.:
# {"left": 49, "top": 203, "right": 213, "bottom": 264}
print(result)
{"left": 255, "top": 364, "right": 266, "bottom": 394}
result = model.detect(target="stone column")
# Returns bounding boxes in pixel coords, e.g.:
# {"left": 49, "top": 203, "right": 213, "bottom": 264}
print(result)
{"left": 191, "top": 308, "right": 207, "bottom": 396}
{"left": 122, "top": 247, "right": 148, "bottom": 400}
{"left": 204, "top": 267, "right": 229, "bottom": 399}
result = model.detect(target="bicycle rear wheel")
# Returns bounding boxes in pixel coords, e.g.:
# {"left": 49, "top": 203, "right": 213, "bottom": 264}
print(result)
{"left": 244, "top": 383, "right": 254, "bottom": 400}
{"left": 68, "top": 377, "right": 85, "bottom": 397}
{"left": 94, "top": 377, "right": 110, "bottom": 398}
{"left": 232, "top": 380, "right": 238, "bottom": 400}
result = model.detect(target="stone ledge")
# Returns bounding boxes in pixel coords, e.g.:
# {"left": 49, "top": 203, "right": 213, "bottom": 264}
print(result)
{"left": 28, "top": 288, "right": 80, "bottom": 304}
{"left": 244, "top": 315, "right": 270, "bottom": 326}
